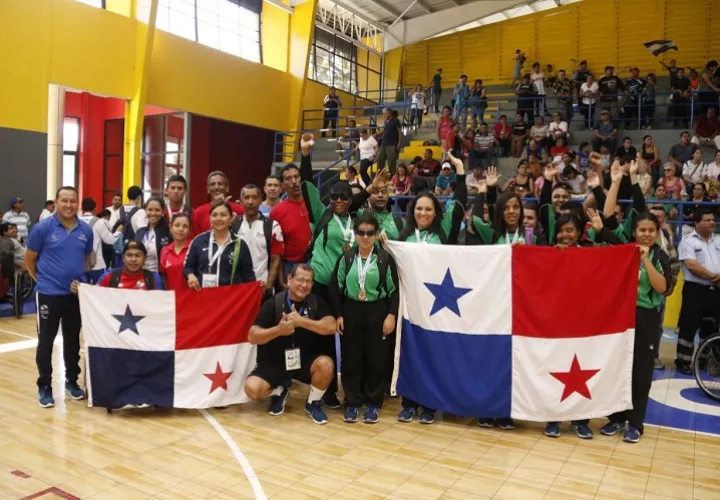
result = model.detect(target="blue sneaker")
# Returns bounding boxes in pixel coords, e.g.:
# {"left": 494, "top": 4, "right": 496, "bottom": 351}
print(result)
{"left": 397, "top": 406, "right": 416, "bottom": 422}
{"left": 570, "top": 421, "right": 593, "bottom": 439}
{"left": 600, "top": 420, "right": 626, "bottom": 436}
{"left": 544, "top": 422, "right": 561, "bottom": 438}
{"left": 344, "top": 406, "right": 359, "bottom": 423}
{"left": 496, "top": 418, "right": 516, "bottom": 430}
{"left": 477, "top": 418, "right": 494, "bottom": 428}
{"left": 363, "top": 406, "right": 379, "bottom": 424}
{"left": 623, "top": 425, "right": 641, "bottom": 443}
{"left": 322, "top": 392, "right": 342, "bottom": 409}
{"left": 268, "top": 387, "right": 289, "bottom": 416}
{"left": 38, "top": 386, "right": 55, "bottom": 408}
{"left": 419, "top": 409, "right": 436, "bottom": 425}
{"left": 305, "top": 401, "right": 328, "bottom": 425}
{"left": 65, "top": 381, "right": 85, "bottom": 401}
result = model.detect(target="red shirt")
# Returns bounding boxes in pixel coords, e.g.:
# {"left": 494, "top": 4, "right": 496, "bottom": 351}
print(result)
{"left": 98, "top": 270, "right": 156, "bottom": 289}
{"left": 494, "top": 123, "right": 511, "bottom": 139}
{"left": 159, "top": 242, "right": 190, "bottom": 291}
{"left": 192, "top": 201, "right": 244, "bottom": 234}
{"left": 270, "top": 198, "right": 311, "bottom": 263}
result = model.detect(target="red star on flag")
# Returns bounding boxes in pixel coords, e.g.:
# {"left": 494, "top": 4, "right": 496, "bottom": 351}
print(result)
{"left": 204, "top": 362, "right": 233, "bottom": 394}
{"left": 549, "top": 354, "right": 600, "bottom": 402}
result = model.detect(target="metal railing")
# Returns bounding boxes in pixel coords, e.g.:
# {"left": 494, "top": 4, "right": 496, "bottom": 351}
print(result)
{"left": 300, "top": 100, "right": 419, "bottom": 136}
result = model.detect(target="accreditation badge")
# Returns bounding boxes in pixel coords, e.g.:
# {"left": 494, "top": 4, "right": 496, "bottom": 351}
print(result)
{"left": 202, "top": 274, "right": 218, "bottom": 288}
{"left": 285, "top": 348, "right": 301, "bottom": 371}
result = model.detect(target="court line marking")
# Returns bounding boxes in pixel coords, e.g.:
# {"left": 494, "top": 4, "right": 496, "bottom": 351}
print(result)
{"left": 0, "top": 327, "right": 36, "bottom": 340}
{"left": 199, "top": 409, "right": 267, "bottom": 500}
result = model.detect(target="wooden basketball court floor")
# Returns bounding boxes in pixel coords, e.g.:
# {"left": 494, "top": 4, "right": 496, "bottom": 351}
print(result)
{"left": 0, "top": 316, "right": 719, "bottom": 500}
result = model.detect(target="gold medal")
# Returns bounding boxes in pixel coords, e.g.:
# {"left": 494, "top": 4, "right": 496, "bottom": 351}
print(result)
{"left": 358, "top": 290, "right": 367, "bottom": 301}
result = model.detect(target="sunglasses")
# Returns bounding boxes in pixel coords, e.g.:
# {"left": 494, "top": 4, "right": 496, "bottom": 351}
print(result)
{"left": 355, "top": 230, "right": 377, "bottom": 237}
{"left": 330, "top": 193, "right": 350, "bottom": 201}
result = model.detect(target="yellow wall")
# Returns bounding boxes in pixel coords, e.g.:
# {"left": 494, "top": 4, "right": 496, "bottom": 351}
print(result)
{"left": 261, "top": 0, "right": 290, "bottom": 72}
{"left": 383, "top": 47, "right": 404, "bottom": 101}
{"left": 0, "top": 0, "right": 292, "bottom": 135}
{"left": 402, "top": 0, "right": 718, "bottom": 86}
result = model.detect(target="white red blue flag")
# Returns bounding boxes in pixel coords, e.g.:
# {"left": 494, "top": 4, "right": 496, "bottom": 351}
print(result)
{"left": 79, "top": 283, "right": 263, "bottom": 409}
{"left": 386, "top": 242, "right": 639, "bottom": 421}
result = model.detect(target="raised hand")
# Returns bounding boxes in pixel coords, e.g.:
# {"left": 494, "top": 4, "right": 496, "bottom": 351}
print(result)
{"left": 369, "top": 167, "right": 391, "bottom": 193}
{"left": 477, "top": 180, "right": 488, "bottom": 194}
{"left": 544, "top": 164, "right": 559, "bottom": 181}
{"left": 589, "top": 151, "right": 603, "bottom": 167}
{"left": 586, "top": 207, "right": 604, "bottom": 232}
{"left": 300, "top": 133, "right": 315, "bottom": 156}
{"left": 587, "top": 171, "right": 601, "bottom": 189}
{"left": 610, "top": 160, "right": 623, "bottom": 184}
{"left": 629, "top": 159, "right": 639, "bottom": 176}
{"left": 485, "top": 166, "right": 500, "bottom": 187}
{"left": 448, "top": 150, "right": 465, "bottom": 176}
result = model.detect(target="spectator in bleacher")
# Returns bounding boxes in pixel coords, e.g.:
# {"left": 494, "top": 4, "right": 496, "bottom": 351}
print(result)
{"left": 3, "top": 197, "right": 31, "bottom": 244}
{"left": 636, "top": 156, "right": 652, "bottom": 198}
{"left": 466, "top": 164, "right": 487, "bottom": 196}
{"left": 548, "top": 112, "right": 569, "bottom": 142}
{"left": 705, "top": 150, "right": 720, "bottom": 181}
{"left": 435, "top": 162, "right": 457, "bottom": 196}
{"left": 692, "top": 107, "right": 720, "bottom": 149}
{"left": 430, "top": 68, "right": 443, "bottom": 113}
{"left": 521, "top": 138, "right": 549, "bottom": 167}
{"left": 321, "top": 86, "right": 342, "bottom": 138}
{"left": 659, "top": 162, "right": 685, "bottom": 201}
{"left": 416, "top": 149, "right": 441, "bottom": 177}
{"left": 591, "top": 110, "right": 618, "bottom": 153}
{"left": 436, "top": 106, "right": 454, "bottom": 149}
{"left": 530, "top": 62, "right": 547, "bottom": 117}
{"left": 552, "top": 69, "right": 575, "bottom": 122}
{"left": 357, "top": 127, "right": 379, "bottom": 186}
{"left": 642, "top": 73, "right": 658, "bottom": 129}
{"left": 561, "top": 165, "right": 586, "bottom": 195}
{"left": 391, "top": 164, "right": 412, "bottom": 200}
{"left": 576, "top": 142, "right": 591, "bottom": 175}
{"left": 683, "top": 182, "right": 711, "bottom": 221}
{"left": 597, "top": 66, "right": 625, "bottom": 122}
{"left": 470, "top": 118, "right": 481, "bottom": 135}
{"left": 470, "top": 123, "right": 496, "bottom": 170}
{"left": 515, "top": 73, "right": 537, "bottom": 123}
{"left": 649, "top": 183, "right": 679, "bottom": 220}
{"left": 513, "top": 50, "right": 526, "bottom": 86}
{"left": 550, "top": 137, "right": 570, "bottom": 161}
{"left": 345, "top": 166, "right": 365, "bottom": 190}
{"left": 624, "top": 67, "right": 645, "bottom": 129}
{"left": 660, "top": 59, "right": 679, "bottom": 87}
{"left": 462, "top": 129, "right": 475, "bottom": 161}
{"left": 502, "top": 161, "right": 532, "bottom": 194}
{"left": 446, "top": 122, "right": 463, "bottom": 158}
{"left": 452, "top": 75, "right": 471, "bottom": 128}
{"left": 468, "top": 79, "right": 488, "bottom": 122}
{"left": 494, "top": 115, "right": 512, "bottom": 158}
{"left": 408, "top": 86, "right": 427, "bottom": 127}
{"left": 336, "top": 119, "right": 360, "bottom": 158}
{"left": 579, "top": 74, "right": 599, "bottom": 129}
{"left": 670, "top": 68, "right": 692, "bottom": 129}
{"left": 530, "top": 115, "right": 550, "bottom": 151}
{"left": 682, "top": 149, "right": 708, "bottom": 190}
{"left": 699, "top": 60, "right": 719, "bottom": 114}
{"left": 668, "top": 131, "right": 699, "bottom": 176}
{"left": 376, "top": 108, "right": 401, "bottom": 175}
{"left": 572, "top": 60, "right": 593, "bottom": 93}
{"left": 510, "top": 112, "right": 530, "bottom": 158}
{"left": 640, "top": 135, "right": 662, "bottom": 187}
{"left": 545, "top": 64, "right": 556, "bottom": 87}
{"left": 614, "top": 137, "right": 637, "bottom": 161}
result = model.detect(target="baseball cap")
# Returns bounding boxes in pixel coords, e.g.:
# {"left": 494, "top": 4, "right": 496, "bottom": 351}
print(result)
{"left": 441, "top": 161, "right": 452, "bottom": 170}
{"left": 9, "top": 197, "right": 23, "bottom": 208}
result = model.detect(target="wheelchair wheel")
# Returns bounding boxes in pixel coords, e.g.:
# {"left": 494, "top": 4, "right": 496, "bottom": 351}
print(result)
{"left": 694, "top": 334, "right": 720, "bottom": 403}
{"left": 12, "top": 271, "right": 33, "bottom": 319}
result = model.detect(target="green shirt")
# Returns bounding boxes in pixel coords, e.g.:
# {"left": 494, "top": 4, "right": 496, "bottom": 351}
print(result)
{"left": 404, "top": 200, "right": 461, "bottom": 244}
{"left": 310, "top": 213, "right": 353, "bottom": 286}
{"left": 637, "top": 250, "right": 664, "bottom": 310}
{"left": 357, "top": 209, "right": 402, "bottom": 241}
{"left": 432, "top": 74, "right": 442, "bottom": 88}
{"left": 336, "top": 251, "right": 396, "bottom": 302}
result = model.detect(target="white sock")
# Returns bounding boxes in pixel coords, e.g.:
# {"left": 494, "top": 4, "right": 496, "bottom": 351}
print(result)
{"left": 307, "top": 385, "right": 326, "bottom": 404}
{"left": 270, "top": 386, "right": 284, "bottom": 397}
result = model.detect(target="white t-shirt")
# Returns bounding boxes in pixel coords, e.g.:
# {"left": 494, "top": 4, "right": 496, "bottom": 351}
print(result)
{"left": 580, "top": 82, "right": 599, "bottom": 105}
{"left": 409, "top": 91, "right": 426, "bottom": 109}
{"left": 79, "top": 212, "right": 119, "bottom": 270}
{"left": 2, "top": 211, "right": 31, "bottom": 242}
{"left": 704, "top": 161, "right": 720, "bottom": 180}
{"left": 11, "top": 238, "right": 24, "bottom": 264}
{"left": 107, "top": 206, "right": 122, "bottom": 227}
{"left": 549, "top": 121, "right": 569, "bottom": 137}
{"left": 235, "top": 217, "right": 284, "bottom": 282}
{"left": 682, "top": 161, "right": 707, "bottom": 183}
{"left": 358, "top": 136, "right": 378, "bottom": 160}
{"left": 39, "top": 209, "right": 53, "bottom": 221}
{"left": 532, "top": 72, "right": 546, "bottom": 95}
{"left": 142, "top": 227, "right": 159, "bottom": 272}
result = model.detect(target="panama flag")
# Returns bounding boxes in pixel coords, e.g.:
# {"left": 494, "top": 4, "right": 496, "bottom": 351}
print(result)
{"left": 386, "top": 242, "right": 639, "bottom": 422}
{"left": 79, "top": 283, "right": 263, "bottom": 409}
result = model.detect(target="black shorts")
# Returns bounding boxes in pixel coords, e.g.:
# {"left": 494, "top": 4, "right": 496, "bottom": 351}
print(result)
{"left": 249, "top": 353, "right": 324, "bottom": 389}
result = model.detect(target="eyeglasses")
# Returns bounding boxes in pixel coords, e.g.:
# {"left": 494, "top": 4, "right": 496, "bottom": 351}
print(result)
{"left": 355, "top": 230, "right": 377, "bottom": 237}
{"left": 330, "top": 193, "right": 349, "bottom": 201}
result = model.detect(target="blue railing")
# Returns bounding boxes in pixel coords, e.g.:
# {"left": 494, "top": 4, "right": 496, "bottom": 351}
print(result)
{"left": 299, "top": 101, "right": 416, "bottom": 138}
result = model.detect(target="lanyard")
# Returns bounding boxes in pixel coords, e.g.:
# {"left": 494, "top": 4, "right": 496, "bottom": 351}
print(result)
{"left": 505, "top": 228, "right": 520, "bottom": 245}
{"left": 334, "top": 214, "right": 354, "bottom": 245}
{"left": 143, "top": 228, "right": 155, "bottom": 245}
{"left": 208, "top": 232, "right": 230, "bottom": 282}
{"left": 414, "top": 229, "right": 429, "bottom": 244}
{"left": 167, "top": 203, "right": 185, "bottom": 220}
{"left": 285, "top": 293, "right": 305, "bottom": 317}
{"left": 356, "top": 248, "right": 374, "bottom": 292}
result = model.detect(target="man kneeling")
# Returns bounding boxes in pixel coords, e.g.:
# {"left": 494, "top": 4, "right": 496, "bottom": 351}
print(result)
{"left": 244, "top": 264, "right": 337, "bottom": 424}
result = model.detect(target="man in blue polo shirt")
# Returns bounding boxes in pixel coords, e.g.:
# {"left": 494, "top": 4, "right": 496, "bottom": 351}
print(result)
{"left": 25, "top": 186, "right": 94, "bottom": 408}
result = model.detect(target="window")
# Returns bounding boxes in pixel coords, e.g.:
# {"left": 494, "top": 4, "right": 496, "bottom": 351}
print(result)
{"left": 62, "top": 117, "right": 81, "bottom": 188}
{"left": 76, "top": 0, "right": 104, "bottom": 7}
{"left": 141, "top": 114, "right": 186, "bottom": 199}
{"left": 156, "top": 0, "right": 261, "bottom": 63}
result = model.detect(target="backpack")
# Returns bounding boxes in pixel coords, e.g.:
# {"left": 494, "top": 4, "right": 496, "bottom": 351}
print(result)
{"left": 112, "top": 206, "right": 140, "bottom": 253}
{"left": 272, "top": 291, "right": 318, "bottom": 325}
{"left": 341, "top": 246, "right": 392, "bottom": 296}
{"left": 109, "top": 268, "right": 156, "bottom": 290}
{"left": 231, "top": 215, "right": 272, "bottom": 265}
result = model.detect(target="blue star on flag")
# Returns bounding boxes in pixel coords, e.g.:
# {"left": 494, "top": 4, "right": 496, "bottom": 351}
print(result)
{"left": 112, "top": 305, "right": 145, "bottom": 335}
{"left": 424, "top": 269, "right": 472, "bottom": 317}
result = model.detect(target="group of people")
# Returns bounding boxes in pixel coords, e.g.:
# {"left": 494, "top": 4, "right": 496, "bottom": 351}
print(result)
{"left": 23, "top": 130, "right": 720, "bottom": 445}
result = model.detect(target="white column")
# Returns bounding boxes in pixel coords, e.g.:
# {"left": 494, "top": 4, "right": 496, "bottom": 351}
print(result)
{"left": 46, "top": 84, "right": 65, "bottom": 199}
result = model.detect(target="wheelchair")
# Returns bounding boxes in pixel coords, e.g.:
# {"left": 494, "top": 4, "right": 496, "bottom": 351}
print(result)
{"left": 1, "top": 268, "right": 34, "bottom": 319}
{"left": 693, "top": 318, "right": 720, "bottom": 403}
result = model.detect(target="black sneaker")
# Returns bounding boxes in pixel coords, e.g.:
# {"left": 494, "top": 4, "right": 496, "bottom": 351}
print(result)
{"left": 419, "top": 409, "right": 436, "bottom": 424}
{"left": 322, "top": 393, "right": 342, "bottom": 409}
{"left": 268, "top": 387, "right": 289, "bottom": 416}
{"left": 496, "top": 418, "right": 515, "bottom": 430}
{"left": 38, "top": 386, "right": 55, "bottom": 408}
{"left": 675, "top": 361, "right": 692, "bottom": 376}
{"left": 65, "top": 381, "right": 86, "bottom": 401}
{"left": 477, "top": 418, "right": 494, "bottom": 428}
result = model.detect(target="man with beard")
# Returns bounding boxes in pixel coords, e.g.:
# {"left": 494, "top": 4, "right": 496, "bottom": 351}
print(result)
{"left": 192, "top": 171, "right": 244, "bottom": 234}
